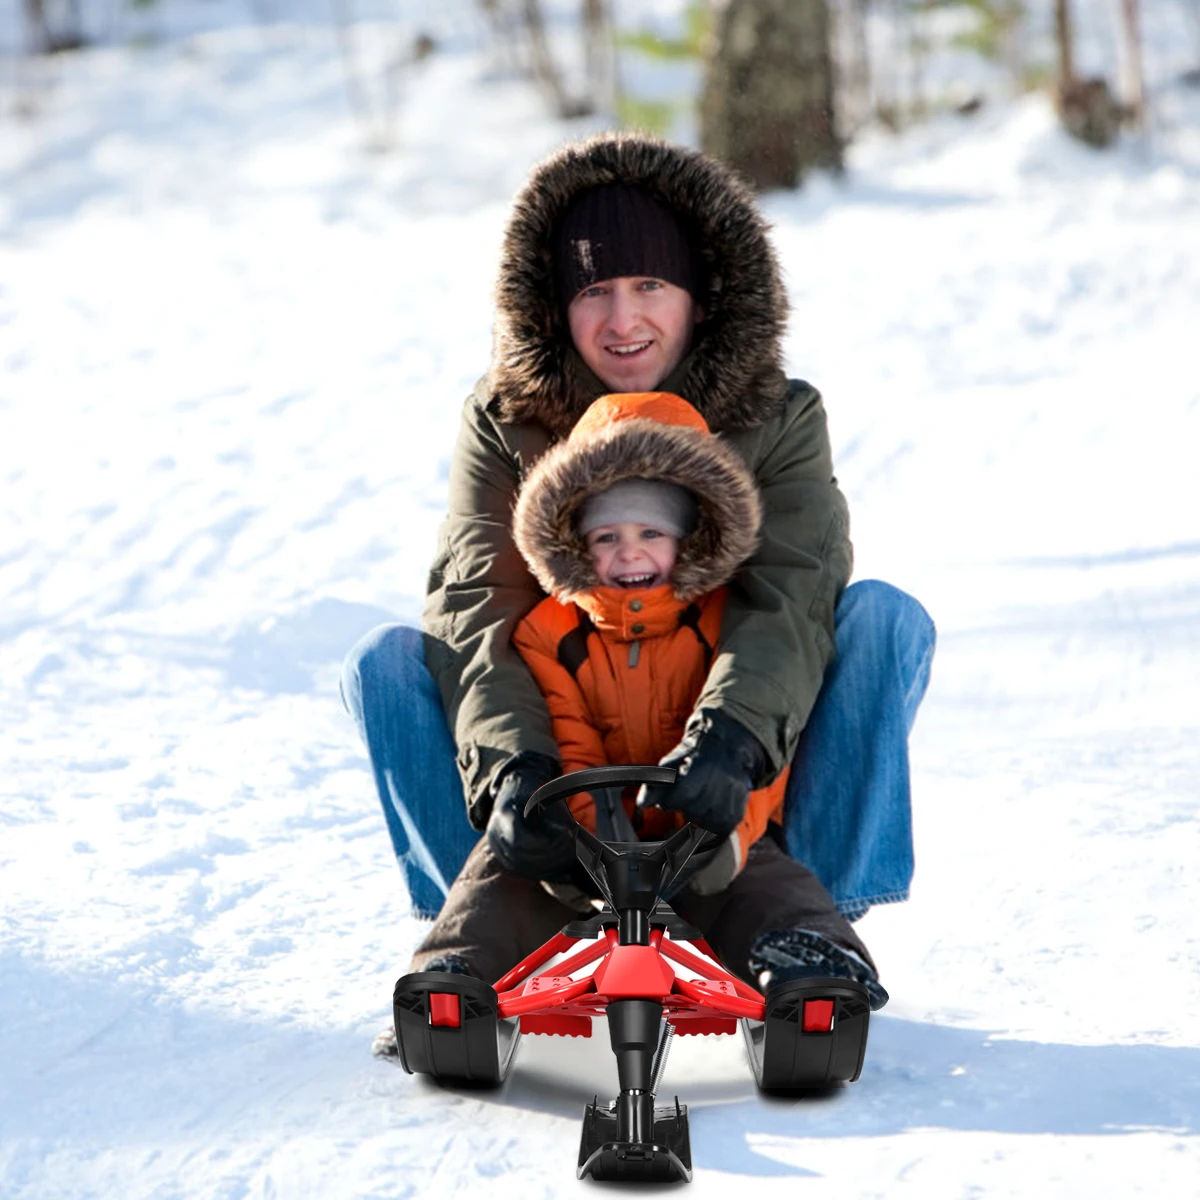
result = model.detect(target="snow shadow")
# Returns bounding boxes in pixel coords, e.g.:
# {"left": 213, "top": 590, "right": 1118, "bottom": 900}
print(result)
{"left": 950, "top": 579, "right": 1200, "bottom": 647}
{"left": 10, "top": 950, "right": 1192, "bottom": 1188}
{"left": 0, "top": 951, "right": 373, "bottom": 1148}
{"left": 821, "top": 181, "right": 990, "bottom": 212}
{"left": 1002, "top": 539, "right": 1200, "bottom": 569}
{"left": 220, "top": 596, "right": 403, "bottom": 693}
{"left": 80, "top": 596, "right": 405, "bottom": 697}
{"left": 470, "top": 1015, "right": 1198, "bottom": 1161}
{"left": 14, "top": 592, "right": 405, "bottom": 703}
{"left": 752, "top": 1015, "right": 1199, "bottom": 1139}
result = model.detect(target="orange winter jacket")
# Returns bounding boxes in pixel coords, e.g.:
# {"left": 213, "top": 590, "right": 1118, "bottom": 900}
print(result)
{"left": 513, "top": 582, "right": 788, "bottom": 868}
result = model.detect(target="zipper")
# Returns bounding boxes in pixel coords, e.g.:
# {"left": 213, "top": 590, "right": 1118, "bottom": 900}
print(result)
{"left": 627, "top": 639, "right": 641, "bottom": 668}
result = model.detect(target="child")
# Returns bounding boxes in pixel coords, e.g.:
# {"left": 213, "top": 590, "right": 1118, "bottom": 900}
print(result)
{"left": 396, "top": 391, "right": 887, "bottom": 1018}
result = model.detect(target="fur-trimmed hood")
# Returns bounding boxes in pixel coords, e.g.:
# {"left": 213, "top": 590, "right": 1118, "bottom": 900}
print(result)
{"left": 490, "top": 133, "right": 789, "bottom": 439}
{"left": 513, "top": 392, "right": 762, "bottom": 603}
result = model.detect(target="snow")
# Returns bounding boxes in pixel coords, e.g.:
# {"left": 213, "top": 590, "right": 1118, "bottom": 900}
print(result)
{"left": 2, "top": 4, "right": 1199, "bottom": 1197}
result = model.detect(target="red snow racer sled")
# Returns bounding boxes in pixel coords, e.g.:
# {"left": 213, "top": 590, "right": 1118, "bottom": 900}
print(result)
{"left": 391, "top": 766, "right": 873, "bottom": 1183}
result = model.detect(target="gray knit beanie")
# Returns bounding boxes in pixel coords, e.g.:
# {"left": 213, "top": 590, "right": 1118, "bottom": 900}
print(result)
{"left": 577, "top": 478, "right": 698, "bottom": 539}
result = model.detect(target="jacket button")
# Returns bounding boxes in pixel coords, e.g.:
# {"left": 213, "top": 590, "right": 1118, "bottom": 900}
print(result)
{"left": 629, "top": 599, "right": 643, "bottom": 612}
{"left": 631, "top": 622, "right": 645, "bottom": 635}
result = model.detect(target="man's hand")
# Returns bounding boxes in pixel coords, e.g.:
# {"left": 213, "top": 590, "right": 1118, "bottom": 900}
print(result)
{"left": 637, "top": 710, "right": 769, "bottom": 838}
{"left": 485, "top": 752, "right": 578, "bottom": 881}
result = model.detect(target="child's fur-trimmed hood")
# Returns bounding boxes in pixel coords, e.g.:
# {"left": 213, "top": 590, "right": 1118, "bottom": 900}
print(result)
{"left": 489, "top": 133, "right": 790, "bottom": 439}
{"left": 513, "top": 392, "right": 762, "bottom": 603}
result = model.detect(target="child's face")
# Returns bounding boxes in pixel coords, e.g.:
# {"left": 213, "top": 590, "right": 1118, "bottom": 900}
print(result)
{"left": 586, "top": 521, "right": 678, "bottom": 589}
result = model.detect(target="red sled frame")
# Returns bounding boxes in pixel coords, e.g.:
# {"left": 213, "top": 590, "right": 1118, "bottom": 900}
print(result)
{"left": 491, "top": 923, "right": 766, "bottom": 1035}
{"left": 392, "top": 765, "right": 872, "bottom": 1183}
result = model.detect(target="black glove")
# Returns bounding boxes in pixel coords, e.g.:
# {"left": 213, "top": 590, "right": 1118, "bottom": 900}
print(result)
{"left": 637, "top": 710, "right": 769, "bottom": 838}
{"left": 485, "top": 752, "right": 578, "bottom": 882}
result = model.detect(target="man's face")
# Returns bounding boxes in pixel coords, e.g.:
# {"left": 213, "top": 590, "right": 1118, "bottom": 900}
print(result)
{"left": 567, "top": 277, "right": 700, "bottom": 393}
{"left": 585, "top": 521, "right": 678, "bottom": 590}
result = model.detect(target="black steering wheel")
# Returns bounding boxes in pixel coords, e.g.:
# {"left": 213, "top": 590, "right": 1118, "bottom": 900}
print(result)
{"left": 525, "top": 764, "right": 722, "bottom": 912}
{"left": 523, "top": 764, "right": 678, "bottom": 819}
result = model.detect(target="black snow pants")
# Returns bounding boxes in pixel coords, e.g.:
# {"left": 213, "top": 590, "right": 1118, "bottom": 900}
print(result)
{"left": 408, "top": 833, "right": 874, "bottom": 987}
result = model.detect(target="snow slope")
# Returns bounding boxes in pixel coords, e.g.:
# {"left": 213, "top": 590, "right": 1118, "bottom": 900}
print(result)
{"left": 2, "top": 8, "right": 1198, "bottom": 1198}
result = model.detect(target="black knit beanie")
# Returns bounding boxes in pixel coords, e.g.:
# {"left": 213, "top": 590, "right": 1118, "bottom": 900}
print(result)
{"left": 553, "top": 184, "right": 702, "bottom": 308}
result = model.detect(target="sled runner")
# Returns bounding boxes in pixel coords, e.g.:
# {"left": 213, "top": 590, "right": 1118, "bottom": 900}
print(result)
{"left": 392, "top": 765, "right": 873, "bottom": 1182}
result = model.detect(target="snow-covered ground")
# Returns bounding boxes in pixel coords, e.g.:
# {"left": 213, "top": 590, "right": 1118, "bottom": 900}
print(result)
{"left": 2, "top": 6, "right": 1198, "bottom": 1197}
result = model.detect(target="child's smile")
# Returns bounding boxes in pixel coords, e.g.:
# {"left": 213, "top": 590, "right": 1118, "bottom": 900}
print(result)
{"left": 585, "top": 521, "right": 679, "bottom": 590}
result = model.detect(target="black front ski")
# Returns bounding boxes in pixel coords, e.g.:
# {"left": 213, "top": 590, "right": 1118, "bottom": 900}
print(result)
{"left": 577, "top": 1095, "right": 692, "bottom": 1182}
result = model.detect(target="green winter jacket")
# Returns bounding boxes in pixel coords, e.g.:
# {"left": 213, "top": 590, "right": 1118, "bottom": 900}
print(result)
{"left": 422, "top": 133, "right": 853, "bottom": 829}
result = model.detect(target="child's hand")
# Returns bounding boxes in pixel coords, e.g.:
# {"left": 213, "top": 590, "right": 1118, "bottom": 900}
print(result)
{"left": 637, "top": 710, "right": 768, "bottom": 837}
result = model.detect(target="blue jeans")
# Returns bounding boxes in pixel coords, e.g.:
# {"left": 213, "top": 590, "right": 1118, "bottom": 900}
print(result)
{"left": 340, "top": 579, "right": 935, "bottom": 921}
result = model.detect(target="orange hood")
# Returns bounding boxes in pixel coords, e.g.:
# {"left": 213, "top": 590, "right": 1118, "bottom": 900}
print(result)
{"left": 512, "top": 392, "right": 762, "bottom": 603}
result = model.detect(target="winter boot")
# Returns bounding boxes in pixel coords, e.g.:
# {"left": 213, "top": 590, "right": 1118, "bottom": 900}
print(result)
{"left": 372, "top": 954, "right": 474, "bottom": 1059}
{"left": 750, "top": 928, "right": 889, "bottom": 1010}
{"left": 741, "top": 929, "right": 886, "bottom": 1091}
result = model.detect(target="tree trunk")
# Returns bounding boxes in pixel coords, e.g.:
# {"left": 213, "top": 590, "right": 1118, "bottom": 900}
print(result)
{"left": 1053, "top": 0, "right": 1121, "bottom": 148}
{"left": 844, "top": 0, "right": 873, "bottom": 135}
{"left": 582, "top": 0, "right": 615, "bottom": 111}
{"left": 700, "top": 0, "right": 841, "bottom": 190}
{"left": 521, "top": 0, "right": 593, "bottom": 118}
{"left": 1053, "top": 0, "right": 1075, "bottom": 88}
{"left": 23, "top": 0, "right": 85, "bottom": 54}
{"left": 829, "top": 0, "right": 872, "bottom": 137}
{"left": 1119, "top": 0, "right": 1145, "bottom": 129}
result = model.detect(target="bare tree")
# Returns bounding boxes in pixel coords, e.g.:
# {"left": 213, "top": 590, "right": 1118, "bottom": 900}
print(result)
{"left": 1118, "top": 0, "right": 1145, "bottom": 129}
{"left": 519, "top": 0, "right": 593, "bottom": 118}
{"left": 1053, "top": 0, "right": 1121, "bottom": 147}
{"left": 1186, "top": 0, "right": 1200, "bottom": 69}
{"left": 701, "top": 0, "right": 841, "bottom": 189}
{"left": 23, "top": 0, "right": 85, "bottom": 54}
{"left": 333, "top": 0, "right": 435, "bottom": 151}
{"left": 906, "top": 0, "right": 929, "bottom": 121}
{"left": 1053, "top": 0, "right": 1075, "bottom": 88}
{"left": 476, "top": 0, "right": 524, "bottom": 75}
{"left": 828, "top": 0, "right": 873, "bottom": 137}
{"left": 476, "top": 0, "right": 613, "bottom": 120}
{"left": 581, "top": 0, "right": 615, "bottom": 114}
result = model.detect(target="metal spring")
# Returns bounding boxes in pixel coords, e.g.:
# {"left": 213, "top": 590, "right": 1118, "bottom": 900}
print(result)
{"left": 649, "top": 1019, "right": 676, "bottom": 1097}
